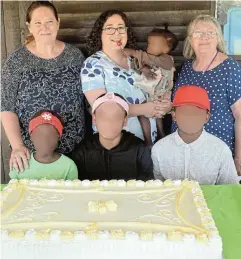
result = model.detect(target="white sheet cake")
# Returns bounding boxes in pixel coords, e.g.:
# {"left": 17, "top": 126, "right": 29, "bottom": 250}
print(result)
{"left": 0, "top": 179, "right": 222, "bottom": 259}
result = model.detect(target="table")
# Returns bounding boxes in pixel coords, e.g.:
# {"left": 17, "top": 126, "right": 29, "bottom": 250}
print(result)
{"left": 1, "top": 184, "right": 241, "bottom": 259}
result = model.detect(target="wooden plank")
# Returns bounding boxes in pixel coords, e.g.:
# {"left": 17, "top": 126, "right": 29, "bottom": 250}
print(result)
{"left": 59, "top": 10, "right": 210, "bottom": 28}
{"left": 18, "top": 1, "right": 31, "bottom": 44}
{"left": 1, "top": 1, "right": 7, "bottom": 65}
{"left": 2, "top": 1, "right": 21, "bottom": 55}
{"left": 210, "top": 0, "right": 217, "bottom": 17}
{"left": 58, "top": 26, "right": 187, "bottom": 43}
{"left": 1, "top": 147, "right": 5, "bottom": 184}
{"left": 0, "top": 124, "right": 11, "bottom": 184}
{"left": 54, "top": 1, "right": 211, "bottom": 14}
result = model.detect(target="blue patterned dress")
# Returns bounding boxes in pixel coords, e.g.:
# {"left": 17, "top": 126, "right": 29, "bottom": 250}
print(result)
{"left": 81, "top": 51, "right": 157, "bottom": 142}
{"left": 172, "top": 57, "right": 241, "bottom": 152}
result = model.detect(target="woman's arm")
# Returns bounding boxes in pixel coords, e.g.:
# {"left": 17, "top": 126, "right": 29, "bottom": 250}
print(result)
{"left": 231, "top": 98, "right": 241, "bottom": 175}
{"left": 1, "top": 112, "right": 23, "bottom": 148}
{"left": 129, "top": 99, "right": 172, "bottom": 118}
{"left": 1, "top": 112, "right": 30, "bottom": 172}
{"left": 1, "top": 51, "right": 30, "bottom": 172}
{"left": 84, "top": 88, "right": 106, "bottom": 106}
{"left": 84, "top": 87, "right": 171, "bottom": 119}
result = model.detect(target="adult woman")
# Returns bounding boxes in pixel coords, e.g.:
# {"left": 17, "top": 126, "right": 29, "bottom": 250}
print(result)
{"left": 173, "top": 15, "right": 241, "bottom": 175}
{"left": 1, "top": 1, "right": 85, "bottom": 172}
{"left": 81, "top": 10, "right": 171, "bottom": 142}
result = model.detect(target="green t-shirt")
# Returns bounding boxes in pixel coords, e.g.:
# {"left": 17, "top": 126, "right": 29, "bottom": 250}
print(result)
{"left": 9, "top": 153, "right": 78, "bottom": 180}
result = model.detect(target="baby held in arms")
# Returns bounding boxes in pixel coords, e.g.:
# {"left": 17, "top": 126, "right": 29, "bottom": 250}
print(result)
{"left": 122, "top": 24, "right": 178, "bottom": 146}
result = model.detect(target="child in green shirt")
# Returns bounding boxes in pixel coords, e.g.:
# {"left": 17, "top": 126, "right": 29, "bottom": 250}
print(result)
{"left": 9, "top": 110, "right": 78, "bottom": 180}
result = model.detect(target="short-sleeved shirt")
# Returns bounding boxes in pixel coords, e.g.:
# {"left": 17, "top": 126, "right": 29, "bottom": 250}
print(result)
{"left": 152, "top": 130, "right": 238, "bottom": 185}
{"left": 9, "top": 153, "right": 78, "bottom": 180}
{"left": 81, "top": 51, "right": 157, "bottom": 142}
{"left": 1, "top": 43, "right": 85, "bottom": 154}
{"left": 172, "top": 57, "right": 241, "bottom": 152}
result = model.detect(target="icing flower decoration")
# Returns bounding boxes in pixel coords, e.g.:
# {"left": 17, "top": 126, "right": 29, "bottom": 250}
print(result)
{"left": 88, "top": 200, "right": 117, "bottom": 214}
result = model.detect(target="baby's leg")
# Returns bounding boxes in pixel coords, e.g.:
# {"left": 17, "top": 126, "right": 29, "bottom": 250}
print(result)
{"left": 156, "top": 118, "right": 165, "bottom": 140}
{"left": 138, "top": 116, "right": 152, "bottom": 147}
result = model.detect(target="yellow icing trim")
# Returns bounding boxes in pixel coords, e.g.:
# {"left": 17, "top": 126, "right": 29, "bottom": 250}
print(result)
{"left": 36, "top": 229, "right": 51, "bottom": 240}
{"left": 0, "top": 221, "right": 204, "bottom": 235}
{"left": 140, "top": 230, "right": 153, "bottom": 240}
{"left": 176, "top": 186, "right": 207, "bottom": 234}
{"left": 24, "top": 185, "right": 181, "bottom": 195}
{"left": 110, "top": 229, "right": 125, "bottom": 239}
{"left": 168, "top": 231, "right": 183, "bottom": 241}
{"left": 1, "top": 186, "right": 25, "bottom": 219}
{"left": 9, "top": 230, "right": 25, "bottom": 239}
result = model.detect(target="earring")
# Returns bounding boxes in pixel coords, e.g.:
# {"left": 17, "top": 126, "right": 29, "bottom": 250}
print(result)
{"left": 24, "top": 33, "right": 34, "bottom": 45}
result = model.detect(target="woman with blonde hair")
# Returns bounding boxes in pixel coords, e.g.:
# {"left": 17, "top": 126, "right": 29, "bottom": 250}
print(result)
{"left": 172, "top": 15, "right": 241, "bottom": 175}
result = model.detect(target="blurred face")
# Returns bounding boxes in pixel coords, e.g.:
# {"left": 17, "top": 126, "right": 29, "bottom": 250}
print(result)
{"left": 30, "top": 124, "right": 59, "bottom": 155}
{"left": 172, "top": 105, "right": 210, "bottom": 134}
{"left": 93, "top": 102, "right": 127, "bottom": 140}
{"left": 27, "top": 7, "right": 59, "bottom": 44}
{"left": 190, "top": 21, "right": 218, "bottom": 55}
{"left": 101, "top": 14, "right": 128, "bottom": 51}
{"left": 147, "top": 36, "right": 170, "bottom": 55}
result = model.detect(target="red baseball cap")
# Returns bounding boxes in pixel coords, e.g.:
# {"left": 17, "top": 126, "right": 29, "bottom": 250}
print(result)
{"left": 29, "top": 111, "right": 63, "bottom": 137}
{"left": 173, "top": 85, "right": 210, "bottom": 111}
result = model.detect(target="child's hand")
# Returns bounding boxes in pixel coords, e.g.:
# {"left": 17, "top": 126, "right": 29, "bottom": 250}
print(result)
{"left": 141, "top": 66, "right": 157, "bottom": 80}
{"left": 162, "top": 91, "right": 172, "bottom": 101}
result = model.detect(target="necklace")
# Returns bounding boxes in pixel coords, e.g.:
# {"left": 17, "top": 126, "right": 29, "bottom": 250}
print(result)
{"left": 192, "top": 51, "right": 218, "bottom": 84}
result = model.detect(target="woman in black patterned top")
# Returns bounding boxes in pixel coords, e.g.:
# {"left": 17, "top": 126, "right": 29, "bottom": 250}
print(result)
{"left": 1, "top": 1, "right": 85, "bottom": 172}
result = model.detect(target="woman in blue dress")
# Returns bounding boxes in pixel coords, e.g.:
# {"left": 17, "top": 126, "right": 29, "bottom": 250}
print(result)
{"left": 81, "top": 10, "right": 172, "bottom": 143}
{"left": 173, "top": 15, "right": 241, "bottom": 175}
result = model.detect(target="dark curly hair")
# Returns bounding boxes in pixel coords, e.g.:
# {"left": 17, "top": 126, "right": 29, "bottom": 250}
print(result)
{"left": 86, "top": 10, "right": 137, "bottom": 55}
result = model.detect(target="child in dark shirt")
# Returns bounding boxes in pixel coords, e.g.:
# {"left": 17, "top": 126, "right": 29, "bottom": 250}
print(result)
{"left": 72, "top": 93, "right": 153, "bottom": 181}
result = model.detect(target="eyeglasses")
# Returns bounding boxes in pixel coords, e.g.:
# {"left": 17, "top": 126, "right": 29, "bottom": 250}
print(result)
{"left": 102, "top": 26, "right": 128, "bottom": 35}
{"left": 191, "top": 31, "right": 217, "bottom": 39}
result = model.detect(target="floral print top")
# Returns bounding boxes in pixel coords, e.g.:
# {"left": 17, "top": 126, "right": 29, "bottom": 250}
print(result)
{"left": 81, "top": 51, "right": 157, "bottom": 142}
{"left": 1, "top": 43, "right": 85, "bottom": 154}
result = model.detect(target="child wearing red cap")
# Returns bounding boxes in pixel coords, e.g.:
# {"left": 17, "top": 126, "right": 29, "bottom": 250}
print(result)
{"left": 152, "top": 86, "right": 238, "bottom": 184}
{"left": 72, "top": 93, "right": 153, "bottom": 181}
{"left": 9, "top": 110, "right": 78, "bottom": 180}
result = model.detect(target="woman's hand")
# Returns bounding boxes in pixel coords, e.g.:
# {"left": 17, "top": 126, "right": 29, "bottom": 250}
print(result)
{"left": 140, "top": 99, "right": 172, "bottom": 119}
{"left": 10, "top": 144, "right": 30, "bottom": 173}
{"left": 141, "top": 102, "right": 159, "bottom": 118}
{"left": 153, "top": 99, "right": 172, "bottom": 118}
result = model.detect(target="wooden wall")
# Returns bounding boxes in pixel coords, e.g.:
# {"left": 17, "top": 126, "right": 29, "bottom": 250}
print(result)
{"left": 0, "top": 0, "right": 215, "bottom": 183}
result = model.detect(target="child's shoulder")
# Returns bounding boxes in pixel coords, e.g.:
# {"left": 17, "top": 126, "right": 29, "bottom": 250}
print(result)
{"left": 72, "top": 136, "right": 99, "bottom": 153}
{"left": 204, "top": 132, "right": 231, "bottom": 152}
{"left": 59, "top": 154, "right": 76, "bottom": 164}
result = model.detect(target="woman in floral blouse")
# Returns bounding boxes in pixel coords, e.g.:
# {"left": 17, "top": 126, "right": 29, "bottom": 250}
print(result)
{"left": 81, "top": 10, "right": 172, "bottom": 142}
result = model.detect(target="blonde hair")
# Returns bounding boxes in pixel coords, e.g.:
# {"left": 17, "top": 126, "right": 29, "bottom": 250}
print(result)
{"left": 183, "top": 15, "right": 226, "bottom": 59}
